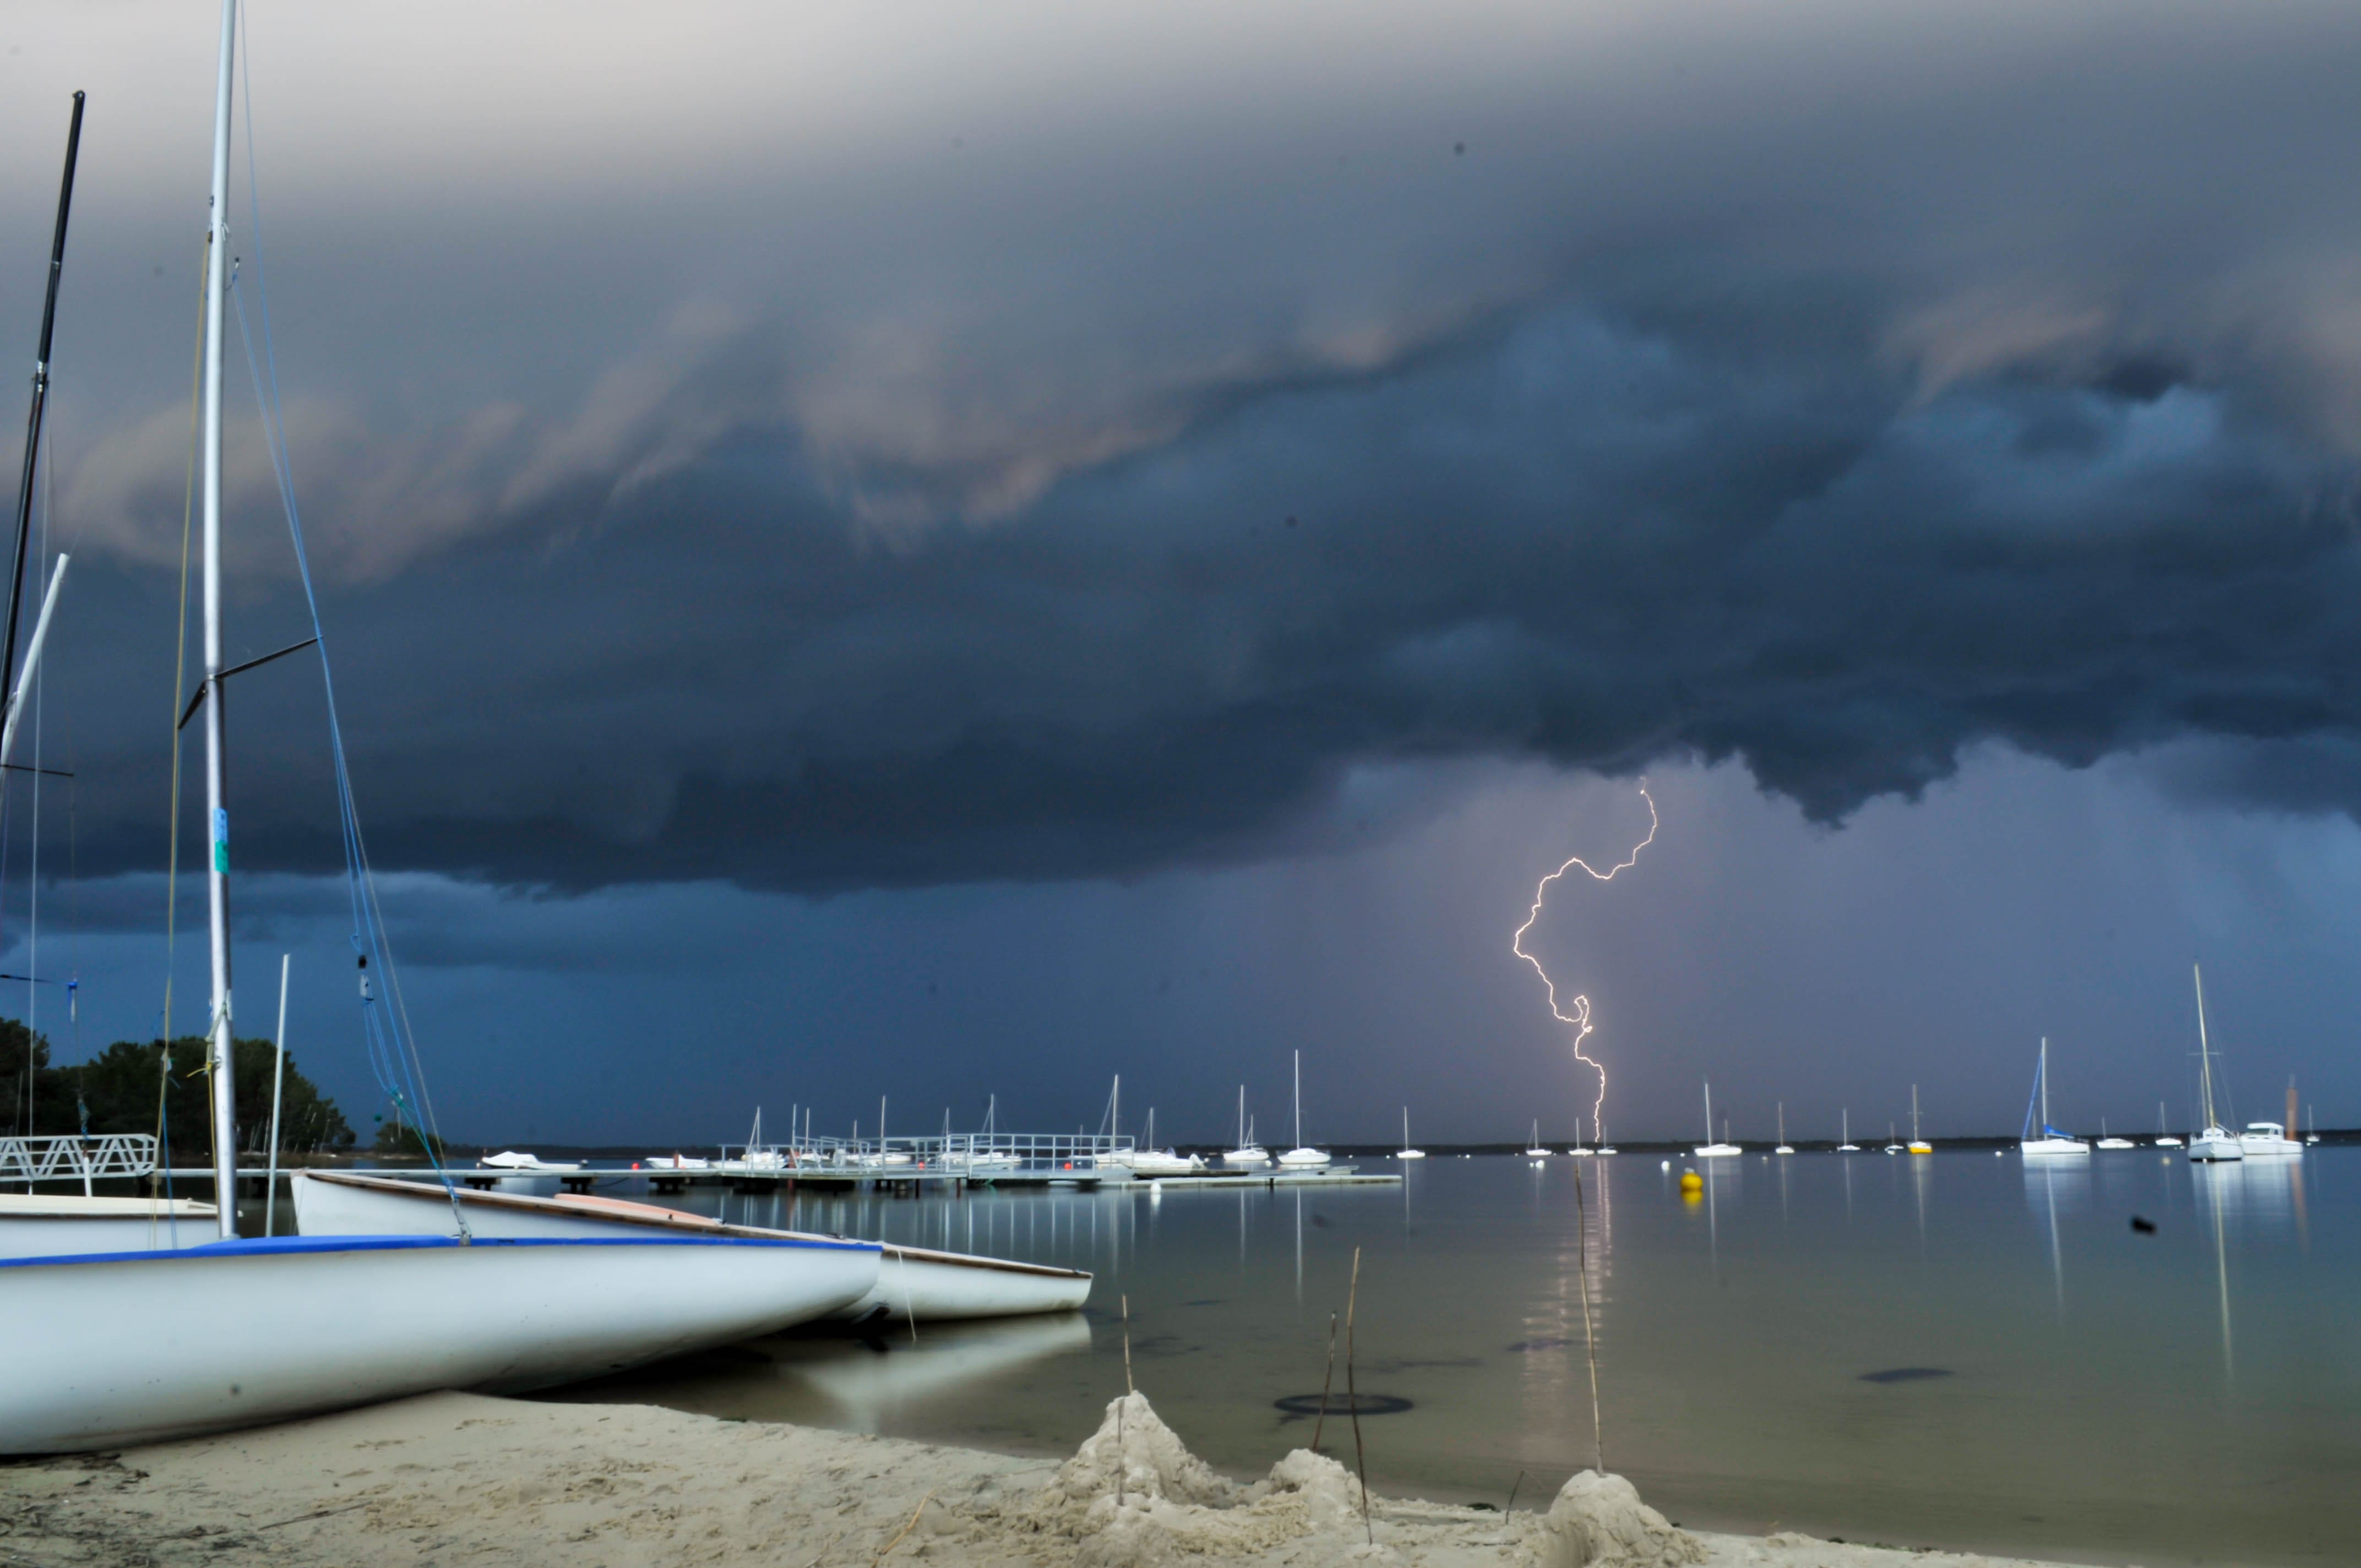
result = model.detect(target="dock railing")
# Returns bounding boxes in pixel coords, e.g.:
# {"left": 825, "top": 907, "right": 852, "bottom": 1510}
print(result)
{"left": 0, "top": 1134, "right": 161, "bottom": 1194}
{"left": 713, "top": 1130, "right": 1135, "bottom": 1176}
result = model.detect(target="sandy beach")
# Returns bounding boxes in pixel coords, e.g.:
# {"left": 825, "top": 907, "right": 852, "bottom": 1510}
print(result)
{"left": 0, "top": 1385, "right": 2126, "bottom": 1568}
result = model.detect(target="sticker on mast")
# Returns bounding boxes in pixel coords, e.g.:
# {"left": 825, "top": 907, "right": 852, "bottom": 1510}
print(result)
{"left": 213, "top": 808, "right": 229, "bottom": 873}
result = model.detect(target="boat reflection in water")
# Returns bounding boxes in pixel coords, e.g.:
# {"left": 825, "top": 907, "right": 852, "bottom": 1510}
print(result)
{"left": 535, "top": 1310, "right": 1092, "bottom": 1434}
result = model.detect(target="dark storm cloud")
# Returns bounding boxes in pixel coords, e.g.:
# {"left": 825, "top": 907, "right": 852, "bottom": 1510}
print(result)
{"left": 30, "top": 291, "right": 2361, "bottom": 895}
{"left": 10, "top": 2, "right": 2361, "bottom": 895}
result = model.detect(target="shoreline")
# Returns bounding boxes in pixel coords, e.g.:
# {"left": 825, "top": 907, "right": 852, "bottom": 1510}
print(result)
{"left": 0, "top": 1390, "right": 2152, "bottom": 1568}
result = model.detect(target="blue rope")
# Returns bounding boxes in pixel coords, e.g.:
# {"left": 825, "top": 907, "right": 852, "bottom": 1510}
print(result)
{"left": 226, "top": 30, "right": 461, "bottom": 1222}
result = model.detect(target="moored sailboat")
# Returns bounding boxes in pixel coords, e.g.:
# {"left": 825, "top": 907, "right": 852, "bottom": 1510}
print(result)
{"left": 1275, "top": 1050, "right": 1331, "bottom": 1168}
{"left": 2020, "top": 1040, "right": 2090, "bottom": 1157}
{"left": 2188, "top": 966, "right": 2244, "bottom": 1163}
{"left": 1693, "top": 1081, "right": 1740, "bottom": 1157}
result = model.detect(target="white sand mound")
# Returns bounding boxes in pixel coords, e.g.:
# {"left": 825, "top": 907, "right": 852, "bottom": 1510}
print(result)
{"left": 1024, "top": 1392, "right": 1391, "bottom": 1568}
{"left": 1536, "top": 1470, "right": 1706, "bottom": 1568}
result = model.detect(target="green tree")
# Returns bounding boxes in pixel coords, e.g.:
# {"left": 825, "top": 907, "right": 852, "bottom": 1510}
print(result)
{"left": 1, "top": 1020, "right": 354, "bottom": 1156}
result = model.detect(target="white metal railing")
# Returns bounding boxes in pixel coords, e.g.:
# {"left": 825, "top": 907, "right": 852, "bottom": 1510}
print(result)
{"left": 0, "top": 1134, "right": 160, "bottom": 1193}
{"left": 709, "top": 1131, "right": 1135, "bottom": 1175}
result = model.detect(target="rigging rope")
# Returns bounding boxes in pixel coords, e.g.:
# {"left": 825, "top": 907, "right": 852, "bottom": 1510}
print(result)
{"left": 229, "top": 19, "right": 466, "bottom": 1233}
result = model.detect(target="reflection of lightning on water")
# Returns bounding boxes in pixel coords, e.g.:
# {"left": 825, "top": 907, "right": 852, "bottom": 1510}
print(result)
{"left": 1512, "top": 782, "right": 1658, "bottom": 1139}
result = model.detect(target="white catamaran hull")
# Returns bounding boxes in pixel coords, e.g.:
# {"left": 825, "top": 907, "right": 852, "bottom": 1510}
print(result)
{"left": 0, "top": 1231, "right": 880, "bottom": 1455}
{"left": 294, "top": 1172, "right": 1089, "bottom": 1322}
{"left": 0, "top": 1195, "right": 219, "bottom": 1260}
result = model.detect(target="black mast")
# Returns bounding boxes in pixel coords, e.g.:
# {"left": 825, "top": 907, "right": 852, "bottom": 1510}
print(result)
{"left": 4, "top": 91, "right": 86, "bottom": 727}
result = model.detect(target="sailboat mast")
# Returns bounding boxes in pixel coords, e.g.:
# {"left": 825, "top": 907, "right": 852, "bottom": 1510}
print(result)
{"left": 201, "top": 0, "right": 240, "bottom": 1240}
{"left": 5, "top": 92, "right": 84, "bottom": 724}
{"left": 1236, "top": 1085, "right": 1243, "bottom": 1147}
{"left": 2193, "top": 963, "right": 2217, "bottom": 1128}
{"left": 1293, "top": 1051, "right": 1302, "bottom": 1147}
{"left": 2040, "top": 1038, "right": 2050, "bottom": 1131}
{"left": 1703, "top": 1080, "right": 1712, "bottom": 1141}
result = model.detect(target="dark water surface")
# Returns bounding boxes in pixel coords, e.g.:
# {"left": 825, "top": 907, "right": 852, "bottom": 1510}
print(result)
{"left": 536, "top": 1150, "right": 2358, "bottom": 1566}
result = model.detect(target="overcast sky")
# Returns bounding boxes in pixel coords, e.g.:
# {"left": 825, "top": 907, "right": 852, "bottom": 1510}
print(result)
{"left": 3, "top": 2, "right": 2359, "bottom": 1146}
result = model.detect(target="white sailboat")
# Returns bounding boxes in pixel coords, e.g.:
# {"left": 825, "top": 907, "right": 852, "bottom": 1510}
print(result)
{"left": 1525, "top": 1119, "right": 1552, "bottom": 1158}
{"left": 1907, "top": 1085, "right": 1933, "bottom": 1154}
{"left": 1275, "top": 1050, "right": 1331, "bottom": 1168}
{"left": 1693, "top": 1081, "right": 1740, "bottom": 1156}
{"left": 1774, "top": 1102, "right": 1794, "bottom": 1155}
{"left": 1221, "top": 1086, "right": 1268, "bottom": 1167}
{"left": 1127, "top": 1109, "right": 1204, "bottom": 1176}
{"left": 2019, "top": 1040, "right": 2090, "bottom": 1157}
{"left": 1396, "top": 1108, "right": 1426, "bottom": 1160}
{"left": 293, "top": 1173, "right": 1089, "bottom": 1322}
{"left": 1838, "top": 1108, "right": 1860, "bottom": 1152}
{"left": 0, "top": 1, "right": 907, "bottom": 1454}
{"left": 2188, "top": 965, "right": 2244, "bottom": 1163}
{"left": 967, "top": 1094, "right": 1020, "bottom": 1169}
{"left": 2153, "top": 1100, "right": 2183, "bottom": 1148}
{"left": 2095, "top": 1118, "right": 2135, "bottom": 1150}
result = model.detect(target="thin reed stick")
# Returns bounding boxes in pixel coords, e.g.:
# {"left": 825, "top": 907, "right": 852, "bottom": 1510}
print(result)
{"left": 1572, "top": 1158, "right": 1604, "bottom": 1471}
{"left": 1345, "top": 1246, "right": 1372, "bottom": 1545}
{"left": 1121, "top": 1293, "right": 1134, "bottom": 1395}
{"left": 1310, "top": 1310, "right": 1339, "bottom": 1453}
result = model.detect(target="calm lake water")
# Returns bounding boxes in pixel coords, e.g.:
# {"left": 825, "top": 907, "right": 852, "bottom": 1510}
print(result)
{"left": 535, "top": 1150, "right": 2357, "bottom": 1567}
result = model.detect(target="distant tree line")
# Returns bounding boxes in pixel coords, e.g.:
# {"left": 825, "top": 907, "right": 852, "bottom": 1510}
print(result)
{"left": 0, "top": 1018, "right": 356, "bottom": 1156}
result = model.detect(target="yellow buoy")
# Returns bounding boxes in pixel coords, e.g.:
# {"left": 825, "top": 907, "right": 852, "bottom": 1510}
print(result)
{"left": 1679, "top": 1169, "right": 1704, "bottom": 1196}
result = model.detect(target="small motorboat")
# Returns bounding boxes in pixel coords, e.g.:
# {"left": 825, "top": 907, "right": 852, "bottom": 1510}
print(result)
{"left": 481, "top": 1150, "right": 584, "bottom": 1173}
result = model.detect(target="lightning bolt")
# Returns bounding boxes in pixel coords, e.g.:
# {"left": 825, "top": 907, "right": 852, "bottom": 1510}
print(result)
{"left": 1512, "top": 781, "right": 1658, "bottom": 1141}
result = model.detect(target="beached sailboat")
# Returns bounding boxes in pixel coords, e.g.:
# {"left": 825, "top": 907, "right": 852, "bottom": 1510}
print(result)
{"left": 1276, "top": 1051, "right": 1331, "bottom": 1169}
{"left": 2020, "top": 1041, "right": 2090, "bottom": 1157}
{"left": 1396, "top": 1108, "right": 1426, "bottom": 1160}
{"left": 2188, "top": 966, "right": 2244, "bottom": 1163}
{"left": 0, "top": 1, "right": 905, "bottom": 1454}
{"left": 292, "top": 1173, "right": 1088, "bottom": 1322}
{"left": 1693, "top": 1082, "right": 1740, "bottom": 1157}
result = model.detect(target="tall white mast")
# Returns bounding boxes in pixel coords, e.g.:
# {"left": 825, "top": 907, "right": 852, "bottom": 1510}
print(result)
{"left": 1702, "top": 1080, "right": 1712, "bottom": 1142}
{"left": 202, "top": 0, "right": 240, "bottom": 1240}
{"left": 2039, "top": 1038, "right": 2050, "bottom": 1132}
{"left": 2194, "top": 963, "right": 2218, "bottom": 1129}
{"left": 1292, "top": 1051, "right": 1302, "bottom": 1147}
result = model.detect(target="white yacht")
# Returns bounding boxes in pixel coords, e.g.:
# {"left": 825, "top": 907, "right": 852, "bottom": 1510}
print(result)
{"left": 1837, "top": 1108, "right": 1860, "bottom": 1152}
{"left": 2019, "top": 1040, "right": 2090, "bottom": 1157}
{"left": 1774, "top": 1103, "right": 1794, "bottom": 1155}
{"left": 1275, "top": 1051, "right": 1331, "bottom": 1169}
{"left": 1396, "top": 1108, "right": 1426, "bottom": 1160}
{"left": 1693, "top": 1081, "right": 1742, "bottom": 1157}
{"left": 2153, "top": 1101, "right": 2183, "bottom": 1148}
{"left": 2187, "top": 965, "right": 2244, "bottom": 1163}
{"left": 1907, "top": 1085, "right": 1933, "bottom": 1153}
{"left": 1524, "top": 1119, "right": 1552, "bottom": 1158}
{"left": 2238, "top": 1121, "right": 2303, "bottom": 1158}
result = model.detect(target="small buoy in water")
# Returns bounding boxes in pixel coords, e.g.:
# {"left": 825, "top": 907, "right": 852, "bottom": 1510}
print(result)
{"left": 1660, "top": 1160, "right": 1671, "bottom": 1171}
{"left": 1679, "top": 1169, "right": 1704, "bottom": 1194}
{"left": 1994, "top": 1150, "right": 2004, "bottom": 1157}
